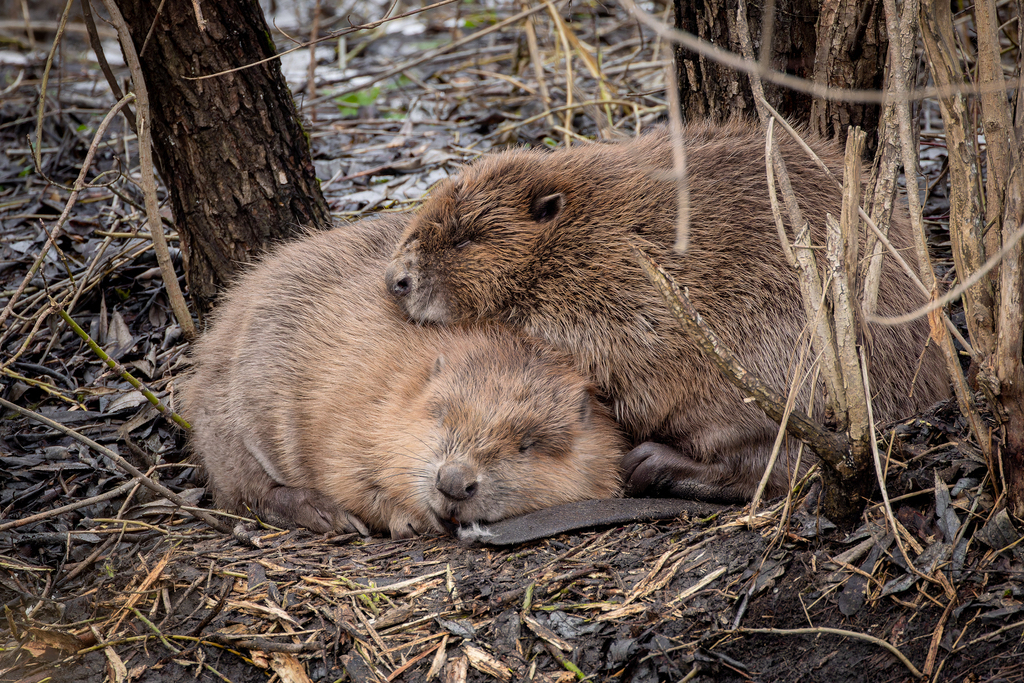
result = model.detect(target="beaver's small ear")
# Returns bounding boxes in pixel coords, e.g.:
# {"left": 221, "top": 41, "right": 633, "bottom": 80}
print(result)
{"left": 531, "top": 193, "right": 564, "bottom": 222}
{"left": 431, "top": 355, "right": 446, "bottom": 378}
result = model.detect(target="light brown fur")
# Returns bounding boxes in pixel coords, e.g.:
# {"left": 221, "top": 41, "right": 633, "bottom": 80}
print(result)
{"left": 385, "top": 120, "right": 950, "bottom": 502}
{"left": 180, "top": 216, "right": 624, "bottom": 538}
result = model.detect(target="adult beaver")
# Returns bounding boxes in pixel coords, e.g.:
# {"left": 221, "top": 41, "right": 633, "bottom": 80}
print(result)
{"left": 180, "top": 216, "right": 624, "bottom": 538}
{"left": 385, "top": 120, "right": 949, "bottom": 502}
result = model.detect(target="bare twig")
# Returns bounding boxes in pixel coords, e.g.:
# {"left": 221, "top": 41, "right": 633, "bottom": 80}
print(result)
{"left": 924, "top": 596, "right": 958, "bottom": 677}
{"left": 99, "top": 0, "right": 196, "bottom": 339}
{"left": 765, "top": 114, "right": 847, "bottom": 423}
{"left": 80, "top": 0, "right": 136, "bottom": 131}
{"left": 1, "top": 69, "right": 24, "bottom": 97}
{"left": 206, "top": 635, "right": 321, "bottom": 654}
{"left": 55, "top": 303, "right": 191, "bottom": 430}
{"left": 730, "top": 627, "right": 923, "bottom": 679}
{"left": 975, "top": 0, "right": 1019, "bottom": 238}
{"left": 1, "top": 368, "right": 79, "bottom": 405}
{"left": 0, "top": 480, "right": 139, "bottom": 533}
{"left": 307, "top": 0, "right": 322, "bottom": 121}
{"left": 631, "top": 245, "right": 849, "bottom": 462}
{"left": 890, "top": 0, "right": 992, "bottom": 478}
{"left": 0, "top": 396, "right": 229, "bottom": 533}
{"left": 830, "top": 130, "right": 869, "bottom": 438}
{"left": 521, "top": 3, "right": 555, "bottom": 129}
{"left": 765, "top": 119, "right": 796, "bottom": 265}
{"left": 748, "top": 303, "right": 818, "bottom": 521}
{"left": 42, "top": 234, "right": 115, "bottom": 358}
{"left": 867, "top": 221, "right": 1024, "bottom": 325}
{"left": 0, "top": 93, "right": 136, "bottom": 341}
{"left": 543, "top": 0, "right": 575, "bottom": 146}
{"left": 664, "top": 65, "right": 689, "bottom": 253}
{"left": 97, "top": 0, "right": 195, "bottom": 339}
{"left": 33, "top": 0, "right": 74, "bottom": 185}
{"left": 919, "top": 0, "right": 993, "bottom": 359}
{"left": 862, "top": 346, "right": 923, "bottom": 582}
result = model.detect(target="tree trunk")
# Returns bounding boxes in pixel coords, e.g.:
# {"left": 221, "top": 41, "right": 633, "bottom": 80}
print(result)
{"left": 809, "top": 0, "right": 887, "bottom": 154}
{"left": 112, "top": 0, "right": 331, "bottom": 314}
{"left": 672, "top": 0, "right": 885, "bottom": 149}
{"left": 672, "top": 0, "right": 818, "bottom": 123}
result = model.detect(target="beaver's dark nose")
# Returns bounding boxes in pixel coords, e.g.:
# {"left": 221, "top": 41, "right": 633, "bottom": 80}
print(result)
{"left": 384, "top": 260, "right": 414, "bottom": 298}
{"left": 436, "top": 463, "right": 479, "bottom": 501}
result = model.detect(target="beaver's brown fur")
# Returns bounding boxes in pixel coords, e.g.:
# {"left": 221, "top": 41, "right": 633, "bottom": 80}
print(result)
{"left": 180, "top": 216, "right": 624, "bottom": 538}
{"left": 385, "top": 119, "right": 950, "bottom": 502}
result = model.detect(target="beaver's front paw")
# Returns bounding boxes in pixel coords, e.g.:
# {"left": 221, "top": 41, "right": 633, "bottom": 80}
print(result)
{"left": 387, "top": 511, "right": 433, "bottom": 539}
{"left": 257, "top": 486, "right": 370, "bottom": 535}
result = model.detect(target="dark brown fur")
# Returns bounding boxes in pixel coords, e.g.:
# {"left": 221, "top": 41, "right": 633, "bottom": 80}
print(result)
{"left": 180, "top": 216, "right": 624, "bottom": 538}
{"left": 385, "top": 120, "right": 950, "bottom": 501}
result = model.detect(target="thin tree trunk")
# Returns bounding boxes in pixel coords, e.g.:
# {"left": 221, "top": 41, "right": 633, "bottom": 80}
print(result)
{"left": 673, "top": 0, "right": 885, "bottom": 149}
{"left": 919, "top": 0, "right": 996, "bottom": 362}
{"left": 673, "top": 0, "right": 818, "bottom": 123}
{"left": 111, "top": 0, "right": 331, "bottom": 315}
{"left": 999, "top": 170, "right": 1024, "bottom": 515}
{"left": 809, "top": 0, "right": 887, "bottom": 153}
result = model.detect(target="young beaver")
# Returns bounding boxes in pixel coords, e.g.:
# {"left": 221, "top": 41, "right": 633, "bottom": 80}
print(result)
{"left": 180, "top": 216, "right": 624, "bottom": 538}
{"left": 385, "top": 119, "right": 950, "bottom": 502}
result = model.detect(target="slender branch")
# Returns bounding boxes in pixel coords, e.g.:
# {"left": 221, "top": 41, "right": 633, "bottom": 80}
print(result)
{"left": 99, "top": 0, "right": 196, "bottom": 339}
{"left": 33, "top": 0, "right": 74, "bottom": 185}
{"left": 974, "top": 0, "right": 1018, "bottom": 235}
{"left": 631, "top": 245, "right": 851, "bottom": 466}
{"left": 896, "top": 0, "right": 992, "bottom": 475}
{"left": 730, "top": 627, "right": 923, "bottom": 679}
{"left": 862, "top": 346, "right": 922, "bottom": 581}
{"left": 0, "top": 480, "right": 139, "bottom": 532}
{"left": 867, "top": 220, "right": 1024, "bottom": 325}
{"left": 80, "top": 0, "right": 136, "bottom": 131}
{"left": 765, "top": 113, "right": 848, "bottom": 423}
{"left": 830, "top": 129, "right": 869, "bottom": 439}
{"left": 521, "top": 2, "right": 555, "bottom": 129}
{"left": 918, "top": 0, "right": 993, "bottom": 356}
{"left": 664, "top": 65, "right": 689, "bottom": 253}
{"left": 0, "top": 93, "right": 136, "bottom": 341}
{"left": 0, "top": 397, "right": 229, "bottom": 533}
{"left": 765, "top": 119, "right": 797, "bottom": 266}
{"left": 55, "top": 303, "right": 192, "bottom": 430}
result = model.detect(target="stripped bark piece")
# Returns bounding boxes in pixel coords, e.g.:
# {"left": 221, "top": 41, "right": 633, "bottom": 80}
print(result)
{"left": 463, "top": 644, "right": 512, "bottom": 681}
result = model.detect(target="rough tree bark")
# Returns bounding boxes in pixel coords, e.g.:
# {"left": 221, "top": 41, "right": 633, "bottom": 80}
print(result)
{"left": 111, "top": 0, "right": 331, "bottom": 314}
{"left": 672, "top": 0, "right": 817, "bottom": 121}
{"left": 809, "top": 0, "right": 887, "bottom": 152}
{"left": 673, "top": 0, "right": 887, "bottom": 149}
